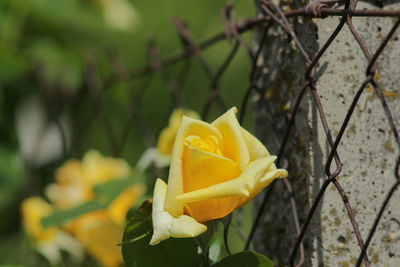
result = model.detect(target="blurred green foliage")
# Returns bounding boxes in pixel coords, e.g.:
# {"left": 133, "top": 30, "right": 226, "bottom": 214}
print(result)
{"left": 0, "top": 0, "right": 255, "bottom": 266}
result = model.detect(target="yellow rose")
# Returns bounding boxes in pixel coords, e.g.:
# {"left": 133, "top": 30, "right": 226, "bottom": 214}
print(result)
{"left": 45, "top": 150, "right": 144, "bottom": 267}
{"left": 150, "top": 107, "right": 288, "bottom": 245}
{"left": 46, "top": 160, "right": 92, "bottom": 209}
{"left": 67, "top": 212, "right": 124, "bottom": 267}
{"left": 47, "top": 150, "right": 134, "bottom": 211}
{"left": 66, "top": 187, "right": 143, "bottom": 267}
{"left": 81, "top": 150, "right": 131, "bottom": 186}
{"left": 21, "top": 197, "right": 83, "bottom": 264}
{"left": 21, "top": 197, "right": 59, "bottom": 244}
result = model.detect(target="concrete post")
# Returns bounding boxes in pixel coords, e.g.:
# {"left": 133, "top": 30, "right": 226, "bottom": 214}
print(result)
{"left": 252, "top": 1, "right": 400, "bottom": 265}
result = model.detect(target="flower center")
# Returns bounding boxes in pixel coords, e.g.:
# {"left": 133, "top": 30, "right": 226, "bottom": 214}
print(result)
{"left": 184, "top": 135, "right": 222, "bottom": 155}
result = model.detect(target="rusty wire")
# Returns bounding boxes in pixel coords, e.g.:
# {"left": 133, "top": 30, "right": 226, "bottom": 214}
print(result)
{"left": 61, "top": 0, "right": 400, "bottom": 265}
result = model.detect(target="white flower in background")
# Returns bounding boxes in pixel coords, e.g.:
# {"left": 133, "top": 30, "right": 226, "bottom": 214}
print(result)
{"left": 15, "top": 96, "right": 71, "bottom": 167}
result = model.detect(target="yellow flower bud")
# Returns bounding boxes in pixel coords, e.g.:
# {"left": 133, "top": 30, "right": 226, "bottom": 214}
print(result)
{"left": 157, "top": 109, "right": 200, "bottom": 156}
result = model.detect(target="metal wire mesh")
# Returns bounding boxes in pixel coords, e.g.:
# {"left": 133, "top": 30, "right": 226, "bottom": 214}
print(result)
{"left": 50, "top": 0, "right": 400, "bottom": 266}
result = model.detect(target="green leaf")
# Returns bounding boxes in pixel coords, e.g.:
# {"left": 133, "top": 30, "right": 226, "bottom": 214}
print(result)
{"left": 41, "top": 200, "right": 103, "bottom": 229}
{"left": 213, "top": 251, "right": 274, "bottom": 267}
{"left": 122, "top": 200, "right": 202, "bottom": 267}
{"left": 121, "top": 199, "right": 152, "bottom": 245}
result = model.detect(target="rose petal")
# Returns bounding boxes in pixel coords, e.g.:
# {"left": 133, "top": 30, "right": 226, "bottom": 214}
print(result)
{"left": 71, "top": 216, "right": 123, "bottom": 267}
{"left": 108, "top": 185, "right": 145, "bottom": 226}
{"left": 176, "top": 156, "right": 277, "bottom": 203}
{"left": 241, "top": 127, "right": 271, "bottom": 161}
{"left": 212, "top": 107, "right": 250, "bottom": 170}
{"left": 237, "top": 168, "right": 288, "bottom": 208}
{"left": 150, "top": 179, "right": 207, "bottom": 246}
{"left": 157, "top": 125, "right": 179, "bottom": 155}
{"left": 82, "top": 150, "right": 131, "bottom": 186}
{"left": 183, "top": 144, "right": 240, "bottom": 193}
{"left": 183, "top": 197, "right": 240, "bottom": 223}
{"left": 164, "top": 116, "right": 222, "bottom": 217}
{"left": 176, "top": 178, "right": 249, "bottom": 203}
{"left": 182, "top": 143, "right": 241, "bottom": 222}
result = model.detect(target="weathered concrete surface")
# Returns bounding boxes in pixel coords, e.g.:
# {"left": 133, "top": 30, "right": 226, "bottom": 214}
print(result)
{"left": 252, "top": 1, "right": 400, "bottom": 266}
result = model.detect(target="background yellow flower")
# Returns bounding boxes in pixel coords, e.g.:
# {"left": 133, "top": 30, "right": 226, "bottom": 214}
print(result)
{"left": 21, "top": 197, "right": 83, "bottom": 265}
{"left": 157, "top": 109, "right": 200, "bottom": 156}
{"left": 21, "top": 150, "right": 145, "bottom": 267}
